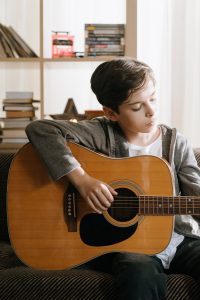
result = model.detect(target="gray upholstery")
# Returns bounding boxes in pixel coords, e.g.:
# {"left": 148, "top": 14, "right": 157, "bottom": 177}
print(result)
{"left": 0, "top": 150, "right": 200, "bottom": 299}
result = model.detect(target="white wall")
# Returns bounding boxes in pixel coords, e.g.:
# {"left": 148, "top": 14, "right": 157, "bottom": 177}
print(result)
{"left": 137, "top": 0, "right": 172, "bottom": 126}
{"left": 137, "top": 0, "right": 200, "bottom": 147}
{"left": 44, "top": 61, "right": 102, "bottom": 114}
{"left": 43, "top": 0, "right": 126, "bottom": 115}
{"left": 0, "top": 0, "right": 40, "bottom": 54}
{"left": 0, "top": 0, "right": 40, "bottom": 117}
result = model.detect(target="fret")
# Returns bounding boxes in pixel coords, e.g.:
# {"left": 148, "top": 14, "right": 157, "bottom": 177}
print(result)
{"left": 168, "top": 197, "right": 173, "bottom": 215}
{"left": 168, "top": 197, "right": 169, "bottom": 215}
{"left": 139, "top": 196, "right": 144, "bottom": 214}
{"left": 163, "top": 197, "right": 168, "bottom": 215}
{"left": 192, "top": 198, "right": 194, "bottom": 214}
{"left": 185, "top": 198, "right": 187, "bottom": 214}
{"left": 173, "top": 196, "right": 179, "bottom": 214}
{"left": 178, "top": 197, "right": 191, "bottom": 214}
{"left": 191, "top": 198, "right": 200, "bottom": 214}
{"left": 153, "top": 196, "right": 155, "bottom": 215}
{"left": 157, "top": 197, "right": 163, "bottom": 215}
{"left": 182, "top": 197, "right": 187, "bottom": 214}
{"left": 187, "top": 198, "right": 193, "bottom": 214}
{"left": 156, "top": 197, "right": 159, "bottom": 215}
{"left": 174, "top": 196, "right": 180, "bottom": 214}
{"left": 160, "top": 197, "right": 172, "bottom": 215}
{"left": 148, "top": 196, "right": 154, "bottom": 215}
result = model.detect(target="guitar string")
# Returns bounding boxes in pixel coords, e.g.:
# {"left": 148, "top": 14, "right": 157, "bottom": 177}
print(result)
{"left": 74, "top": 195, "right": 200, "bottom": 211}
{"left": 108, "top": 205, "right": 200, "bottom": 208}
{"left": 76, "top": 195, "right": 200, "bottom": 200}
{"left": 113, "top": 196, "right": 200, "bottom": 199}
{"left": 74, "top": 196, "right": 200, "bottom": 211}
{"left": 75, "top": 197, "right": 200, "bottom": 209}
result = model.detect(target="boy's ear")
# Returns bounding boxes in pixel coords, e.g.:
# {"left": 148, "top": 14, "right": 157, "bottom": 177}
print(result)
{"left": 103, "top": 106, "right": 118, "bottom": 121}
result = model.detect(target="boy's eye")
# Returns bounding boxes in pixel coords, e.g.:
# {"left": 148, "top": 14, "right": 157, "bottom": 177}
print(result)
{"left": 132, "top": 104, "right": 142, "bottom": 111}
{"left": 150, "top": 98, "right": 157, "bottom": 102}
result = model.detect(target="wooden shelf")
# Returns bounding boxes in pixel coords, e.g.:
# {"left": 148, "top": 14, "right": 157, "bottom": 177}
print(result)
{"left": 1, "top": 0, "right": 137, "bottom": 119}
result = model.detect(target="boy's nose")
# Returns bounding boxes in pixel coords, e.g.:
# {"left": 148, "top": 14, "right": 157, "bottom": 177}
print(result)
{"left": 146, "top": 105, "right": 155, "bottom": 117}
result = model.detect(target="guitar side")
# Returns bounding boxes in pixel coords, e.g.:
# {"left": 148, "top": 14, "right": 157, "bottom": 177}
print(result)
{"left": 7, "top": 142, "right": 174, "bottom": 270}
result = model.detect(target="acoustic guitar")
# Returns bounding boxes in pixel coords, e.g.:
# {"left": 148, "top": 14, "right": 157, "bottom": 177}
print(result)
{"left": 7, "top": 142, "right": 200, "bottom": 270}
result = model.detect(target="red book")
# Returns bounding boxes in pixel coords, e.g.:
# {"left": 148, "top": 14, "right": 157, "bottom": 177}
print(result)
{"left": 52, "top": 31, "right": 74, "bottom": 57}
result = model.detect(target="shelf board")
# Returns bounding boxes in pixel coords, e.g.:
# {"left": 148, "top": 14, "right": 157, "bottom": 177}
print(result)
{"left": 44, "top": 56, "right": 124, "bottom": 62}
{"left": 0, "top": 58, "right": 41, "bottom": 62}
{"left": 0, "top": 56, "right": 127, "bottom": 63}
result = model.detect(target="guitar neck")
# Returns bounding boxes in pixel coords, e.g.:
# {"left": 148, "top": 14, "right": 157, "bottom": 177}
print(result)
{"left": 139, "top": 196, "right": 200, "bottom": 215}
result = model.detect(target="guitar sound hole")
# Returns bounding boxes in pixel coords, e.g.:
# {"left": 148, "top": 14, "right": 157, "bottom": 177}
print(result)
{"left": 108, "top": 188, "right": 138, "bottom": 222}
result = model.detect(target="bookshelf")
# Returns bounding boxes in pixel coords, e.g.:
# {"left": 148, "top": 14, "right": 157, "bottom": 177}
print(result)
{"left": 0, "top": 0, "right": 137, "bottom": 119}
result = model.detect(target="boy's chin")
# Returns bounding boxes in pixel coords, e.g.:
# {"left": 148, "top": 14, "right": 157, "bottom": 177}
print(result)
{"left": 144, "top": 124, "right": 158, "bottom": 133}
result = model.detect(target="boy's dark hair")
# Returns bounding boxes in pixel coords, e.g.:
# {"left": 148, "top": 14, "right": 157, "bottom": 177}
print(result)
{"left": 91, "top": 58, "right": 155, "bottom": 112}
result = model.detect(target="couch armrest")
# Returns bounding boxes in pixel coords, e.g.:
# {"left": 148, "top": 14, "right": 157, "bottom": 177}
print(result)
{"left": 0, "top": 153, "right": 15, "bottom": 242}
{"left": 194, "top": 148, "right": 200, "bottom": 167}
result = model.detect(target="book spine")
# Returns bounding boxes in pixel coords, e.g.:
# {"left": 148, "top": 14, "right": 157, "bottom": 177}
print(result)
{"left": 6, "top": 111, "right": 35, "bottom": 118}
{"left": 85, "top": 23, "right": 125, "bottom": 57}
{"left": 6, "top": 91, "right": 34, "bottom": 99}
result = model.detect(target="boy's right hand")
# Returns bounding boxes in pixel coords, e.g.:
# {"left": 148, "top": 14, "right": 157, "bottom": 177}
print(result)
{"left": 66, "top": 167, "right": 117, "bottom": 214}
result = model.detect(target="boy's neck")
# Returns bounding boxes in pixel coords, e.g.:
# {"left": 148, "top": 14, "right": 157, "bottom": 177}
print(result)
{"left": 127, "top": 126, "right": 160, "bottom": 147}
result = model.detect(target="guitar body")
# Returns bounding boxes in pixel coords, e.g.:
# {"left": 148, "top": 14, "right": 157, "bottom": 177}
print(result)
{"left": 7, "top": 142, "right": 174, "bottom": 270}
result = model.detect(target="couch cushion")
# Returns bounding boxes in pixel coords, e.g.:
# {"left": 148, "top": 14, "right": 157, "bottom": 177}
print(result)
{"left": 1, "top": 242, "right": 200, "bottom": 300}
{"left": 166, "top": 274, "right": 200, "bottom": 300}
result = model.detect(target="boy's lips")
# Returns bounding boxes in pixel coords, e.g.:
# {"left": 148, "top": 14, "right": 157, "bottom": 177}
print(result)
{"left": 146, "top": 119, "right": 157, "bottom": 127}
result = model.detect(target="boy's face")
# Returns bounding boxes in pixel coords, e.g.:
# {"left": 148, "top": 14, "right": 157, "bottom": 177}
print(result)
{"left": 104, "top": 79, "right": 158, "bottom": 141}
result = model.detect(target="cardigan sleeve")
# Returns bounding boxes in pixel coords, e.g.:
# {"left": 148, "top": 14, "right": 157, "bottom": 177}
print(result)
{"left": 25, "top": 118, "right": 107, "bottom": 181}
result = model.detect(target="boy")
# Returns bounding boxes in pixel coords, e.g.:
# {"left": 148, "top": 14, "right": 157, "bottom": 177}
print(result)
{"left": 26, "top": 58, "right": 200, "bottom": 300}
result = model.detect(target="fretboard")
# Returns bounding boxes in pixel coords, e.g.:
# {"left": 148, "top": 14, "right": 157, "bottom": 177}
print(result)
{"left": 139, "top": 196, "right": 200, "bottom": 215}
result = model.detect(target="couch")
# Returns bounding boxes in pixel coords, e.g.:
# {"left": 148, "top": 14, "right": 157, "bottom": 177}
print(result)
{"left": 0, "top": 149, "right": 200, "bottom": 300}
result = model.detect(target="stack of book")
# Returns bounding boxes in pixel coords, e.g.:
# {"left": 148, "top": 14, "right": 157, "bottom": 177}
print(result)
{"left": 0, "top": 23, "right": 38, "bottom": 58}
{"left": 0, "top": 91, "right": 40, "bottom": 152}
{"left": 85, "top": 24, "right": 125, "bottom": 57}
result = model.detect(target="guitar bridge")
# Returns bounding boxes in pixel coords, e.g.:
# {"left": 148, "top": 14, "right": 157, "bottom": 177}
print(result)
{"left": 64, "top": 184, "right": 77, "bottom": 232}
